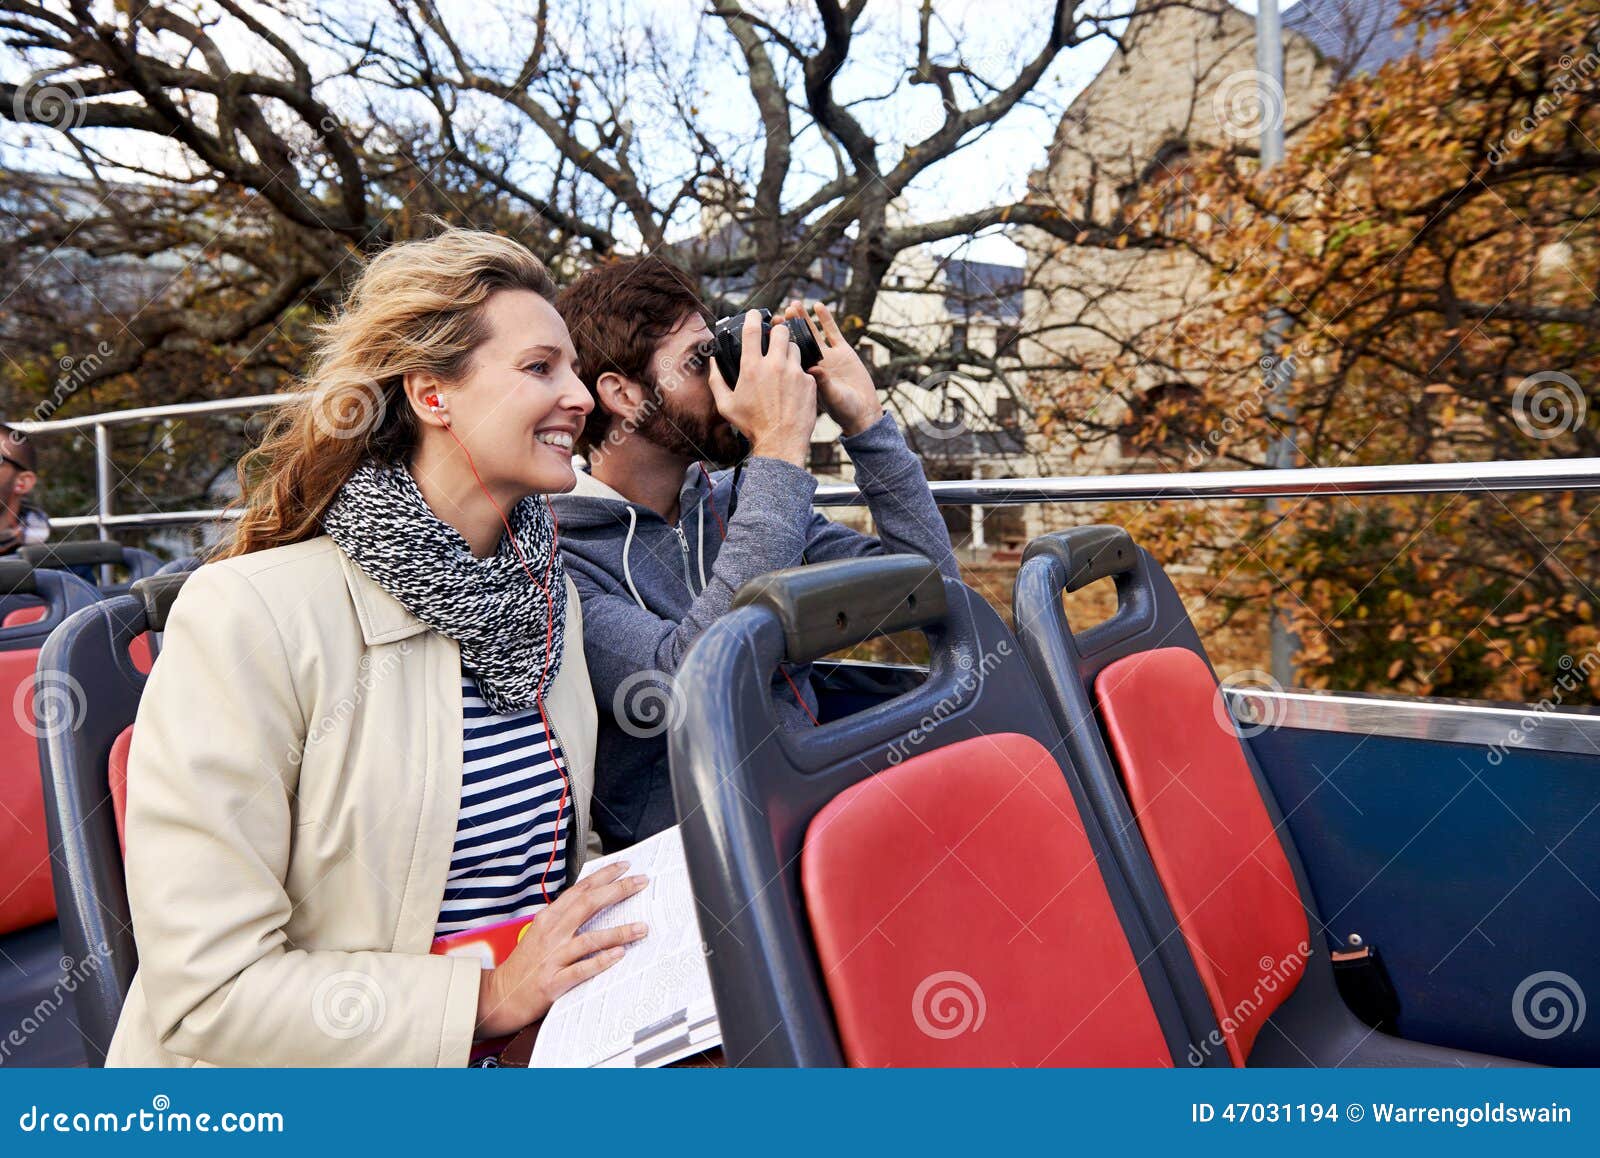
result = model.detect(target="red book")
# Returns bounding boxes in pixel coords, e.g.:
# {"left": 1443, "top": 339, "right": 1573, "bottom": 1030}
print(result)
{"left": 430, "top": 915, "right": 537, "bottom": 1064}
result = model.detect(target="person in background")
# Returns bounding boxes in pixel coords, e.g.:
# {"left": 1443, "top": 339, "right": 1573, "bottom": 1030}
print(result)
{"left": 0, "top": 426, "right": 51, "bottom": 555}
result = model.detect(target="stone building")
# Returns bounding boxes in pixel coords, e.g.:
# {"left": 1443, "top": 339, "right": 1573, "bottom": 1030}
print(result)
{"left": 1020, "top": 0, "right": 1412, "bottom": 478}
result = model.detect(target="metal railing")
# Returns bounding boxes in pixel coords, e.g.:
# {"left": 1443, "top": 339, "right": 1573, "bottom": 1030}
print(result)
{"left": 12, "top": 394, "right": 1600, "bottom": 533}
{"left": 11, "top": 395, "right": 300, "bottom": 537}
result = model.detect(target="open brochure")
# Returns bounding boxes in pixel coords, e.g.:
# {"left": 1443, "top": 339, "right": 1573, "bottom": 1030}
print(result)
{"left": 530, "top": 825, "right": 722, "bottom": 1068}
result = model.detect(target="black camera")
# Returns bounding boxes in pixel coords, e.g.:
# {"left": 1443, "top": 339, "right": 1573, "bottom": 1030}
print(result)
{"left": 711, "top": 308, "right": 822, "bottom": 386}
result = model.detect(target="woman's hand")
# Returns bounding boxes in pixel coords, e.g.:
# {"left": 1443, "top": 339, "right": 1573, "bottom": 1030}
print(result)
{"left": 473, "top": 862, "right": 650, "bottom": 1039}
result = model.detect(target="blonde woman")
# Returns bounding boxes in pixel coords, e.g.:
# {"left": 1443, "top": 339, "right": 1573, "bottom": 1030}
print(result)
{"left": 108, "top": 230, "right": 648, "bottom": 1067}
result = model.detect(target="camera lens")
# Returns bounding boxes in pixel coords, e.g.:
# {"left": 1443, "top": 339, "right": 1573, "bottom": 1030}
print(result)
{"left": 712, "top": 308, "right": 823, "bottom": 386}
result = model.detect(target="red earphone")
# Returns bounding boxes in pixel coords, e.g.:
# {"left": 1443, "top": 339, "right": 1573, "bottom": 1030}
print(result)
{"left": 439, "top": 411, "right": 571, "bottom": 906}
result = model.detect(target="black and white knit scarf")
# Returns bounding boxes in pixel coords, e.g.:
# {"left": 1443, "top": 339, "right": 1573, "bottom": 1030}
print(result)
{"left": 322, "top": 459, "right": 567, "bottom": 714}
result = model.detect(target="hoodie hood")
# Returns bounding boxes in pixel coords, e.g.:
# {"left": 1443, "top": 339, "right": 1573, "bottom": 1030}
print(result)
{"left": 551, "top": 463, "right": 732, "bottom": 612}
{"left": 550, "top": 463, "right": 714, "bottom": 530}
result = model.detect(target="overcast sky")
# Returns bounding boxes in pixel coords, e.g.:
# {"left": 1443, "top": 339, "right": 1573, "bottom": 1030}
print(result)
{"left": 2, "top": 1, "right": 1309, "bottom": 267}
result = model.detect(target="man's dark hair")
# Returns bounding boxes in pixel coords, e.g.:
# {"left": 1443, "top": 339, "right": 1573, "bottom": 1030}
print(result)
{"left": 554, "top": 255, "right": 712, "bottom": 453}
{"left": 0, "top": 426, "right": 36, "bottom": 472}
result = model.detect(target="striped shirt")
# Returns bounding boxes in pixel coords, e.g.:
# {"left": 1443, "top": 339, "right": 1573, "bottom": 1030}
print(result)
{"left": 434, "top": 672, "right": 570, "bottom": 937}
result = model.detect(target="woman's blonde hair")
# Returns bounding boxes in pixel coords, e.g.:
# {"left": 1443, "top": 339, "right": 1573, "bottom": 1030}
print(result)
{"left": 221, "top": 228, "right": 556, "bottom": 558}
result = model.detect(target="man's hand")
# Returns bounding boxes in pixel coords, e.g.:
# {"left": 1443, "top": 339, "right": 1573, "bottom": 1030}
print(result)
{"left": 708, "top": 309, "right": 818, "bottom": 466}
{"left": 785, "top": 300, "right": 884, "bottom": 437}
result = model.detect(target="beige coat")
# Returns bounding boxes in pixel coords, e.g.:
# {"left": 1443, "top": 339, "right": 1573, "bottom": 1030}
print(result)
{"left": 106, "top": 535, "right": 597, "bottom": 1067}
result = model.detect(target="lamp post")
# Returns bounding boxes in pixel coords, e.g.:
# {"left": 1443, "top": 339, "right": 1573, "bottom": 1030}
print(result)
{"left": 1258, "top": 0, "right": 1299, "bottom": 686}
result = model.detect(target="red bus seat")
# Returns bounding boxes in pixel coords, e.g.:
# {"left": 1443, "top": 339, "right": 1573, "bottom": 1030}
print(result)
{"left": 108, "top": 725, "right": 134, "bottom": 855}
{"left": 0, "top": 646, "right": 57, "bottom": 935}
{"left": 1011, "top": 525, "right": 1532, "bottom": 1069}
{"left": 670, "top": 555, "right": 1202, "bottom": 1066}
{"left": 3, "top": 603, "right": 46, "bottom": 627}
{"left": 0, "top": 562, "right": 101, "bottom": 937}
{"left": 1097, "top": 647, "right": 1309, "bottom": 1064}
{"left": 803, "top": 731, "right": 1172, "bottom": 1066}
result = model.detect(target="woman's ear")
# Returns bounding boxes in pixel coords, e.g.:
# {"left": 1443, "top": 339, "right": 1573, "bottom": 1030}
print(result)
{"left": 595, "top": 371, "right": 650, "bottom": 428}
{"left": 11, "top": 470, "right": 34, "bottom": 498}
{"left": 403, "top": 373, "right": 450, "bottom": 427}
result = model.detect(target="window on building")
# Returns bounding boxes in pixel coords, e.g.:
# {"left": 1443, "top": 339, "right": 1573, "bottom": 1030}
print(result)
{"left": 1117, "top": 382, "right": 1201, "bottom": 459}
{"left": 995, "top": 323, "right": 1021, "bottom": 358}
{"left": 950, "top": 322, "right": 968, "bottom": 353}
{"left": 809, "top": 440, "right": 839, "bottom": 471}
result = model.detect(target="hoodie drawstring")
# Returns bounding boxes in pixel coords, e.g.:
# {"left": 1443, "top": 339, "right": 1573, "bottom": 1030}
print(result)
{"left": 696, "top": 502, "right": 708, "bottom": 592}
{"left": 621, "top": 505, "right": 648, "bottom": 611}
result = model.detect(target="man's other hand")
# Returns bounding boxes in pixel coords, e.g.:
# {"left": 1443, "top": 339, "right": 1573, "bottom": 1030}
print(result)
{"left": 785, "top": 300, "right": 884, "bottom": 438}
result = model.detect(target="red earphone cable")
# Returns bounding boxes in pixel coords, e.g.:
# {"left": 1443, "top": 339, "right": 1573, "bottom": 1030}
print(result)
{"left": 439, "top": 413, "right": 570, "bottom": 906}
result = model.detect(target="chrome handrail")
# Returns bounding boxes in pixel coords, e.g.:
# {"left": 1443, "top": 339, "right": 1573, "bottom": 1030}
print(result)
{"left": 11, "top": 393, "right": 305, "bottom": 537}
{"left": 815, "top": 457, "right": 1600, "bottom": 506}
{"left": 1223, "top": 687, "right": 1600, "bottom": 760}
{"left": 11, "top": 394, "right": 1600, "bottom": 529}
{"left": 10, "top": 393, "right": 304, "bottom": 434}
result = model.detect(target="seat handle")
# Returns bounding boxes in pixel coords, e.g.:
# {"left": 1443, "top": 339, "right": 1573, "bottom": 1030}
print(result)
{"left": 1021, "top": 526, "right": 1136, "bottom": 593}
{"left": 732, "top": 555, "right": 948, "bottom": 665}
{"left": 131, "top": 571, "right": 192, "bottom": 633}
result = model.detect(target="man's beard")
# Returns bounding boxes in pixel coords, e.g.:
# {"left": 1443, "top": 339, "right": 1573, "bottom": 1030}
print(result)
{"left": 636, "top": 384, "right": 749, "bottom": 468}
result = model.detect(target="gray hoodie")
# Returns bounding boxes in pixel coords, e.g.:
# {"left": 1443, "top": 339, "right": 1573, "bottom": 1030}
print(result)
{"left": 551, "top": 413, "right": 958, "bottom": 851}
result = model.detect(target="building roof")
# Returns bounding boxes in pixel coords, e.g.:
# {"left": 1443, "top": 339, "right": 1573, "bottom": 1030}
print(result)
{"left": 1280, "top": 0, "right": 1430, "bottom": 79}
{"left": 941, "top": 258, "right": 1024, "bottom": 322}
